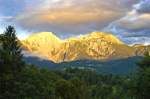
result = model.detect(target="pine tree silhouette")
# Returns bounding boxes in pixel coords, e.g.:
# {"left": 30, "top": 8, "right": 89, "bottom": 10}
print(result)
{"left": 0, "top": 26, "right": 24, "bottom": 76}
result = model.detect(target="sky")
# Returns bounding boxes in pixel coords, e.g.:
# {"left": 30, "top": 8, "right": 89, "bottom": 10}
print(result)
{"left": 0, "top": 0, "right": 150, "bottom": 44}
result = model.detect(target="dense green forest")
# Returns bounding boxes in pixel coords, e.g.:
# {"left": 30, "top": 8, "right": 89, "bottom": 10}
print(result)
{"left": 0, "top": 26, "right": 150, "bottom": 99}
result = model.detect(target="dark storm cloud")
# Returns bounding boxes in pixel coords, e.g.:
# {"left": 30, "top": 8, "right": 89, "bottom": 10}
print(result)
{"left": 102, "top": 0, "right": 150, "bottom": 44}
{"left": 135, "top": 0, "right": 150, "bottom": 13}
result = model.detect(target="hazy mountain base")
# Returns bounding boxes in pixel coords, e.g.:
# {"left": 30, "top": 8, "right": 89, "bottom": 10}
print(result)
{"left": 24, "top": 56, "right": 142, "bottom": 75}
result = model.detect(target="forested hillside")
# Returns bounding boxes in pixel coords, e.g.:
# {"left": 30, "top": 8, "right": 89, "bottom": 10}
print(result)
{"left": 24, "top": 56, "right": 142, "bottom": 75}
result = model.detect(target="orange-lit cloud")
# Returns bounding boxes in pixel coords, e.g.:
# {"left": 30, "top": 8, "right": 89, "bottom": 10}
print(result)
{"left": 16, "top": 8, "right": 122, "bottom": 25}
{"left": 14, "top": 0, "right": 134, "bottom": 35}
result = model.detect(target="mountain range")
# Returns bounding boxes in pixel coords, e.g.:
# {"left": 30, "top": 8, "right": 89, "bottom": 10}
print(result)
{"left": 21, "top": 32, "right": 149, "bottom": 63}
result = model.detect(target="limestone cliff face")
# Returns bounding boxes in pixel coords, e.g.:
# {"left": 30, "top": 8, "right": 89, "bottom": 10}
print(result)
{"left": 133, "top": 44, "right": 150, "bottom": 56}
{"left": 21, "top": 32, "right": 136, "bottom": 63}
{"left": 21, "top": 32, "right": 62, "bottom": 59}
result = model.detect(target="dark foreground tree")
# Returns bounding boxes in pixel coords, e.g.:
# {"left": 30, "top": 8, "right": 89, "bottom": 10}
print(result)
{"left": 0, "top": 26, "right": 25, "bottom": 98}
{"left": 131, "top": 53, "right": 150, "bottom": 99}
{"left": 0, "top": 26, "right": 24, "bottom": 75}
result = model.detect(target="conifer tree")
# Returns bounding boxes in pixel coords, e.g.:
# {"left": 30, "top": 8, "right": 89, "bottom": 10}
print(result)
{"left": 0, "top": 26, "right": 24, "bottom": 77}
{"left": 133, "top": 52, "right": 150, "bottom": 99}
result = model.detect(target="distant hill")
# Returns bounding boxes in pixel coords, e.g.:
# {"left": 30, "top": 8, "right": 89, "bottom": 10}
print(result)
{"left": 24, "top": 56, "right": 142, "bottom": 75}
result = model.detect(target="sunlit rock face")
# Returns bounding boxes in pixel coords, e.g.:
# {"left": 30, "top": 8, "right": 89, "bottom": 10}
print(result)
{"left": 21, "top": 32, "right": 62, "bottom": 60}
{"left": 22, "top": 32, "right": 136, "bottom": 63}
{"left": 133, "top": 44, "right": 150, "bottom": 56}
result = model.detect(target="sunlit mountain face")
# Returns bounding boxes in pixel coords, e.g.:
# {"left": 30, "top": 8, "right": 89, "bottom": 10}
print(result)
{"left": 21, "top": 32, "right": 150, "bottom": 63}
{"left": 0, "top": 0, "right": 150, "bottom": 44}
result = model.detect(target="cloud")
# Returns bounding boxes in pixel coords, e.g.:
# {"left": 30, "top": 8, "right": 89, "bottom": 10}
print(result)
{"left": 0, "top": 16, "right": 13, "bottom": 22}
{"left": 14, "top": 8, "right": 122, "bottom": 36}
{"left": 16, "top": 8, "right": 120, "bottom": 25}
{"left": 0, "top": 14, "right": 14, "bottom": 34}
{"left": 134, "top": 0, "right": 150, "bottom": 13}
{"left": 116, "top": 13, "right": 150, "bottom": 30}
{"left": 103, "top": 0, "right": 150, "bottom": 44}
{"left": 13, "top": 0, "right": 136, "bottom": 36}
{"left": 1, "top": 0, "right": 150, "bottom": 44}
{"left": 116, "top": 0, "right": 150, "bottom": 30}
